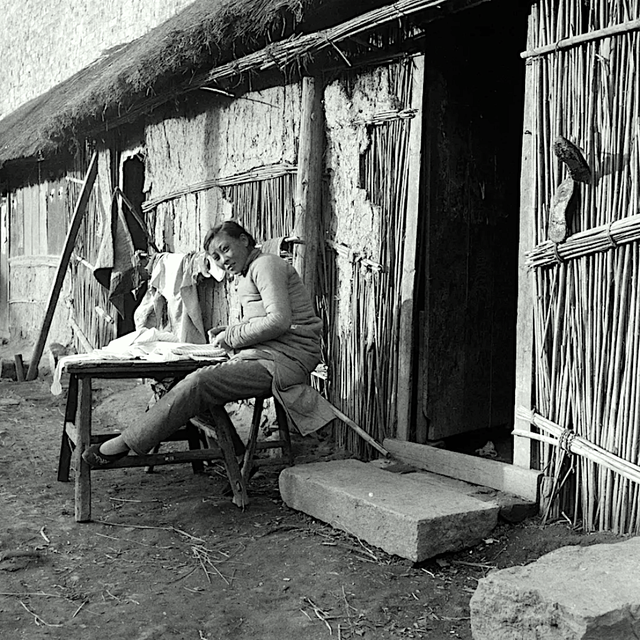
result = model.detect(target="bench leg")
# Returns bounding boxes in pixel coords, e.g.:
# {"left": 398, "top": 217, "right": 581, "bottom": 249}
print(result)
{"left": 210, "top": 407, "right": 248, "bottom": 509}
{"left": 274, "top": 399, "right": 294, "bottom": 466}
{"left": 58, "top": 375, "right": 78, "bottom": 482}
{"left": 75, "top": 378, "right": 92, "bottom": 522}
{"left": 242, "top": 398, "right": 264, "bottom": 485}
{"left": 185, "top": 422, "right": 205, "bottom": 474}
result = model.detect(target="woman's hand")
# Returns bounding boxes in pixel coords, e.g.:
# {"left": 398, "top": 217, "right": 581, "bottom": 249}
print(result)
{"left": 211, "top": 329, "right": 232, "bottom": 351}
{"left": 207, "top": 325, "right": 227, "bottom": 344}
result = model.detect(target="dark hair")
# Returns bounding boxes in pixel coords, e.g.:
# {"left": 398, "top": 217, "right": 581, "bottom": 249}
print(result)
{"left": 203, "top": 220, "right": 256, "bottom": 252}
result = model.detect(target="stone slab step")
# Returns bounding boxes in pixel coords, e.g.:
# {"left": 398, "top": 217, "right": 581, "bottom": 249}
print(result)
{"left": 279, "top": 459, "right": 500, "bottom": 562}
{"left": 470, "top": 536, "right": 640, "bottom": 639}
{"left": 369, "top": 459, "right": 538, "bottom": 524}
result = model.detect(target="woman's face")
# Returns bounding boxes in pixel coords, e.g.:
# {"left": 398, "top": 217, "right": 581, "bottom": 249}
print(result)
{"left": 207, "top": 231, "right": 251, "bottom": 275}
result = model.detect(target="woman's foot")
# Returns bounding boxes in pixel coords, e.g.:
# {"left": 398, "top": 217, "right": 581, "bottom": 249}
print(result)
{"left": 82, "top": 443, "right": 130, "bottom": 469}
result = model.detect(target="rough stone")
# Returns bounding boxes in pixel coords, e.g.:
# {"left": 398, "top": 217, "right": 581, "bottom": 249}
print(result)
{"left": 470, "top": 536, "right": 640, "bottom": 639}
{"left": 279, "top": 459, "right": 499, "bottom": 562}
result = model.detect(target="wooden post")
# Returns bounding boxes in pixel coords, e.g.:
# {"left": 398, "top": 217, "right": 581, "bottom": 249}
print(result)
{"left": 26, "top": 151, "right": 98, "bottom": 381}
{"left": 396, "top": 55, "right": 425, "bottom": 441}
{"left": 294, "top": 76, "right": 324, "bottom": 303}
{"left": 513, "top": 12, "right": 537, "bottom": 469}
{"left": 13, "top": 354, "right": 25, "bottom": 381}
{"left": 75, "top": 377, "right": 92, "bottom": 522}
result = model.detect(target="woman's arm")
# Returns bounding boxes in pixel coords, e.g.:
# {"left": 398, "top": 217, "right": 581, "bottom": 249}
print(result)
{"left": 224, "top": 256, "right": 292, "bottom": 349}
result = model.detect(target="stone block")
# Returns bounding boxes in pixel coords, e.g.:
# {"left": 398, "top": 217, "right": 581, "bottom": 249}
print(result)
{"left": 470, "top": 537, "right": 640, "bottom": 639}
{"left": 279, "top": 459, "right": 499, "bottom": 562}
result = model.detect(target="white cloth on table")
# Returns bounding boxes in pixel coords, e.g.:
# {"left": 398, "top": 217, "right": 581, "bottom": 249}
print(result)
{"left": 50, "top": 328, "right": 228, "bottom": 395}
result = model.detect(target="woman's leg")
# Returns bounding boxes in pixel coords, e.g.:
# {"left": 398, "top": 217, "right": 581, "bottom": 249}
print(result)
{"left": 93, "top": 360, "right": 273, "bottom": 463}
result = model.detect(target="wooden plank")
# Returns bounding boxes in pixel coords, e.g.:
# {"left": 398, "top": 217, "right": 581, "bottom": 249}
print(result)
{"left": 26, "top": 152, "right": 98, "bottom": 381}
{"left": 396, "top": 54, "right": 425, "bottom": 441}
{"left": 35, "top": 185, "right": 44, "bottom": 255}
{"left": 10, "top": 191, "right": 24, "bottom": 258}
{"left": 383, "top": 438, "right": 541, "bottom": 502}
{"left": 75, "top": 377, "right": 92, "bottom": 522}
{"left": 99, "top": 449, "right": 224, "bottom": 468}
{"left": 293, "top": 76, "right": 324, "bottom": 302}
{"left": 513, "top": 10, "right": 538, "bottom": 470}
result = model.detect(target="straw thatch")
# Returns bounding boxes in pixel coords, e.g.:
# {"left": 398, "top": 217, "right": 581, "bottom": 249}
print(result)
{"left": 0, "top": 0, "right": 489, "bottom": 168}
{"left": 0, "top": 0, "right": 406, "bottom": 167}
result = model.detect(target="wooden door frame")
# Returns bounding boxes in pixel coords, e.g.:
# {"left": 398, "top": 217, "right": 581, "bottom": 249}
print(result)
{"left": 397, "top": 54, "right": 426, "bottom": 441}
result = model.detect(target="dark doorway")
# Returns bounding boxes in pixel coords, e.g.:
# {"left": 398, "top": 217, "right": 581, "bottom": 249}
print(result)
{"left": 117, "top": 155, "right": 147, "bottom": 336}
{"left": 414, "top": 1, "right": 529, "bottom": 454}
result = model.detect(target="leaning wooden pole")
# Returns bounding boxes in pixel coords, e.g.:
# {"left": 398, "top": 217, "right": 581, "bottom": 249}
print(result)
{"left": 293, "top": 76, "right": 324, "bottom": 303}
{"left": 396, "top": 54, "right": 425, "bottom": 441}
{"left": 26, "top": 151, "right": 98, "bottom": 381}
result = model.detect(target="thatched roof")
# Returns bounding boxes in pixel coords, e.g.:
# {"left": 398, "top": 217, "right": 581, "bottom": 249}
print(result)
{"left": 0, "top": 0, "right": 479, "bottom": 167}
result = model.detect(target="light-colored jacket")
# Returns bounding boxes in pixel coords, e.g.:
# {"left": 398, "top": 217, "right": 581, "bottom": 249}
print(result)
{"left": 225, "top": 249, "right": 323, "bottom": 386}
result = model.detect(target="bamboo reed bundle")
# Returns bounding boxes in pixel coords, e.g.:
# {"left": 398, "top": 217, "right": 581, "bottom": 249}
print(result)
{"left": 199, "top": 0, "right": 448, "bottom": 88}
{"left": 141, "top": 163, "right": 297, "bottom": 213}
{"left": 515, "top": 407, "right": 640, "bottom": 486}
{"left": 526, "top": 0, "right": 640, "bottom": 533}
{"left": 320, "top": 58, "right": 414, "bottom": 456}
{"left": 522, "top": 18, "right": 640, "bottom": 59}
{"left": 67, "top": 170, "right": 118, "bottom": 351}
{"left": 526, "top": 213, "right": 640, "bottom": 267}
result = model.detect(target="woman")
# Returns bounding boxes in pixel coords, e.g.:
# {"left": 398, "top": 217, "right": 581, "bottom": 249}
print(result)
{"left": 83, "top": 221, "right": 323, "bottom": 468}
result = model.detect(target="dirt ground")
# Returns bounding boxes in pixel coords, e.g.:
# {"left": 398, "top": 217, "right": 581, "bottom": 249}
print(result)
{"left": 0, "top": 372, "right": 624, "bottom": 640}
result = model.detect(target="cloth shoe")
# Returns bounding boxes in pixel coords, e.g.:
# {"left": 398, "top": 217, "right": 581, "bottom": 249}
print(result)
{"left": 82, "top": 443, "right": 130, "bottom": 469}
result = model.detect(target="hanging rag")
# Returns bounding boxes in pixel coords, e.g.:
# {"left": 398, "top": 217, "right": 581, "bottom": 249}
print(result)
{"left": 134, "top": 251, "right": 221, "bottom": 344}
{"left": 93, "top": 196, "right": 144, "bottom": 317}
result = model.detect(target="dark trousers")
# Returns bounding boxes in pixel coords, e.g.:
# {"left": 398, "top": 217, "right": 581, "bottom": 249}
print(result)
{"left": 121, "top": 359, "right": 274, "bottom": 455}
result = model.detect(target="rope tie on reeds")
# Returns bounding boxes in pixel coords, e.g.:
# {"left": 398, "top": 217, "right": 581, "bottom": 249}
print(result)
{"left": 552, "top": 242, "right": 565, "bottom": 265}
{"left": 558, "top": 428, "right": 576, "bottom": 453}
{"left": 605, "top": 221, "right": 618, "bottom": 249}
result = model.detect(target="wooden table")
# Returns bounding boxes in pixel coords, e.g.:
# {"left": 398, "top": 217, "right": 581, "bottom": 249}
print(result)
{"left": 57, "top": 358, "right": 241, "bottom": 522}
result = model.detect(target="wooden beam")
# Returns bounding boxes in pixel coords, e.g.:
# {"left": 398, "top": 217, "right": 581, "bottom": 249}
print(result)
{"left": 396, "top": 54, "right": 425, "bottom": 441}
{"left": 294, "top": 76, "right": 324, "bottom": 302}
{"left": 384, "top": 438, "right": 541, "bottom": 502}
{"left": 26, "top": 151, "right": 98, "bottom": 381}
{"left": 521, "top": 17, "right": 640, "bottom": 59}
{"left": 513, "top": 10, "right": 538, "bottom": 470}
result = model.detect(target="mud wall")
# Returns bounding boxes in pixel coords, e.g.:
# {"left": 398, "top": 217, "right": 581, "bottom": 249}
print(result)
{"left": 323, "top": 64, "right": 409, "bottom": 331}
{"left": 144, "top": 85, "right": 302, "bottom": 252}
{"left": 0, "top": 0, "right": 193, "bottom": 119}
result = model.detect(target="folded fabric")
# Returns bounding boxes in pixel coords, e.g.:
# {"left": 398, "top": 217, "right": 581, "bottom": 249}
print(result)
{"left": 50, "top": 328, "right": 228, "bottom": 396}
{"left": 170, "top": 344, "right": 228, "bottom": 359}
